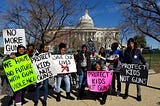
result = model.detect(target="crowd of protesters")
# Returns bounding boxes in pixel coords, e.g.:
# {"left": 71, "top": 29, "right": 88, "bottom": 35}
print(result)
{"left": 0, "top": 37, "right": 147, "bottom": 106}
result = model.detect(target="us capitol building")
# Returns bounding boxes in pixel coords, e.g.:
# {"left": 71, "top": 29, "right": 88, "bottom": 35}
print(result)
{"left": 47, "top": 9, "right": 120, "bottom": 52}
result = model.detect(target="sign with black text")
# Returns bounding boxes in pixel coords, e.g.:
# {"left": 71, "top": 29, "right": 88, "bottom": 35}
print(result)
{"left": 31, "top": 52, "right": 56, "bottom": 83}
{"left": 3, "top": 54, "right": 37, "bottom": 92}
{"left": 120, "top": 64, "right": 148, "bottom": 86}
{"left": 3, "top": 29, "right": 26, "bottom": 54}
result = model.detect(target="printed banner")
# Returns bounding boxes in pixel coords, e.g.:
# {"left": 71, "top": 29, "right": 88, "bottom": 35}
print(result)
{"left": 87, "top": 71, "right": 113, "bottom": 92}
{"left": 31, "top": 52, "right": 56, "bottom": 83}
{"left": 3, "top": 54, "right": 37, "bottom": 92}
{"left": 52, "top": 55, "right": 77, "bottom": 74}
{"left": 120, "top": 63, "right": 148, "bottom": 86}
{"left": 3, "top": 29, "right": 26, "bottom": 54}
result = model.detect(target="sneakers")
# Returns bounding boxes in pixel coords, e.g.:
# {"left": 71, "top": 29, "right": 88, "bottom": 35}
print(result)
{"left": 137, "top": 95, "right": 142, "bottom": 101}
{"left": 117, "top": 91, "right": 121, "bottom": 96}
{"left": 100, "top": 100, "right": 106, "bottom": 105}
{"left": 122, "top": 94, "right": 128, "bottom": 99}
{"left": 42, "top": 100, "right": 47, "bottom": 106}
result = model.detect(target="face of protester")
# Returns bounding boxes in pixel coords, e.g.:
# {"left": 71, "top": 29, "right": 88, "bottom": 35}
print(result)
{"left": 42, "top": 45, "right": 49, "bottom": 52}
{"left": 129, "top": 42, "right": 135, "bottom": 50}
{"left": 18, "top": 47, "right": 25, "bottom": 54}
{"left": 28, "top": 46, "right": 34, "bottom": 52}
{"left": 95, "top": 63, "right": 101, "bottom": 70}
{"left": 60, "top": 48, "right": 66, "bottom": 55}
{"left": 82, "top": 47, "right": 87, "bottom": 52}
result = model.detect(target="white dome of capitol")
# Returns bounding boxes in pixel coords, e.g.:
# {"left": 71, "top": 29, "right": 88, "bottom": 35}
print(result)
{"left": 77, "top": 9, "right": 94, "bottom": 28}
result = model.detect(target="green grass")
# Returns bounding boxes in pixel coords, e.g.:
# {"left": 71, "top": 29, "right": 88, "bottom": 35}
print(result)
{"left": 143, "top": 53, "right": 160, "bottom": 72}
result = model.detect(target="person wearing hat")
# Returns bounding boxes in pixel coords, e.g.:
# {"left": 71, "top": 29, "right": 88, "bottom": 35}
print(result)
{"left": 122, "top": 38, "right": 146, "bottom": 101}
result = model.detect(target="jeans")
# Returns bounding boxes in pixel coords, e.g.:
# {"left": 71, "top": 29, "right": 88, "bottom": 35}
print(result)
{"left": 112, "top": 72, "right": 121, "bottom": 92}
{"left": 56, "top": 75, "right": 70, "bottom": 93}
{"left": 14, "top": 91, "right": 22, "bottom": 103}
{"left": 35, "top": 79, "right": 48, "bottom": 101}
{"left": 125, "top": 83, "right": 141, "bottom": 96}
{"left": 78, "top": 69, "right": 87, "bottom": 89}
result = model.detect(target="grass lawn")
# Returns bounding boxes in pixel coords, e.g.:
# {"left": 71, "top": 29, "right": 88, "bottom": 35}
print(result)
{"left": 143, "top": 53, "right": 160, "bottom": 73}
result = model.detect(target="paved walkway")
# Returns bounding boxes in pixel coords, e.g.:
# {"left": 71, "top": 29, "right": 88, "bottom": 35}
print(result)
{"left": 0, "top": 73, "right": 160, "bottom": 106}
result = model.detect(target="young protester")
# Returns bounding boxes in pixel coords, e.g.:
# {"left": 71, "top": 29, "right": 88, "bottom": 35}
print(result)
{"left": 7, "top": 45, "right": 27, "bottom": 106}
{"left": 55, "top": 43, "right": 75, "bottom": 102}
{"left": 109, "top": 42, "right": 123, "bottom": 96}
{"left": 26, "top": 44, "right": 35, "bottom": 57}
{"left": 122, "top": 38, "right": 146, "bottom": 101}
{"left": 98, "top": 47, "right": 106, "bottom": 66}
{"left": 91, "top": 62, "right": 108, "bottom": 105}
{"left": 77, "top": 44, "right": 91, "bottom": 100}
{"left": 34, "top": 43, "right": 49, "bottom": 106}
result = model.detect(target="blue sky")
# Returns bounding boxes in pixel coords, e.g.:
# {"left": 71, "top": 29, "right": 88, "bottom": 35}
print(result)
{"left": 0, "top": 0, "right": 160, "bottom": 48}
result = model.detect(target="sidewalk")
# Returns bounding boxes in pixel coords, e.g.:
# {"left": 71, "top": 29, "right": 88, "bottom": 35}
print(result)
{"left": 0, "top": 73, "right": 160, "bottom": 106}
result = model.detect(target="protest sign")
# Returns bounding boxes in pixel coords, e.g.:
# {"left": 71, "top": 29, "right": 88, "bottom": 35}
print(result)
{"left": 3, "top": 29, "right": 26, "bottom": 54}
{"left": 31, "top": 52, "right": 56, "bottom": 83}
{"left": 3, "top": 54, "right": 37, "bottom": 92}
{"left": 52, "top": 54, "right": 77, "bottom": 74}
{"left": 87, "top": 71, "right": 112, "bottom": 92}
{"left": 120, "top": 63, "right": 148, "bottom": 86}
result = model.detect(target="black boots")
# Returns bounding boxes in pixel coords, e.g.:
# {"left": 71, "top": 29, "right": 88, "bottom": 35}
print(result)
{"left": 77, "top": 89, "right": 83, "bottom": 100}
{"left": 56, "top": 93, "right": 61, "bottom": 102}
{"left": 122, "top": 93, "right": 128, "bottom": 99}
{"left": 66, "top": 92, "right": 75, "bottom": 100}
{"left": 137, "top": 95, "right": 142, "bottom": 101}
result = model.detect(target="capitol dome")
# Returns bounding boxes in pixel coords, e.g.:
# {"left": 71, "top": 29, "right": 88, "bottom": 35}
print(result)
{"left": 77, "top": 9, "right": 94, "bottom": 28}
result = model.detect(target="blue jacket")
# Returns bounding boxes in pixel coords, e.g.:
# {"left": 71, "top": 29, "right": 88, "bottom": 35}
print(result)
{"left": 109, "top": 49, "right": 123, "bottom": 62}
{"left": 124, "top": 48, "right": 146, "bottom": 64}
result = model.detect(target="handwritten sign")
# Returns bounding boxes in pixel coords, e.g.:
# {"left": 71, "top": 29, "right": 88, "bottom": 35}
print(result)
{"left": 120, "top": 64, "right": 148, "bottom": 86}
{"left": 87, "top": 71, "right": 113, "bottom": 92}
{"left": 52, "top": 55, "right": 77, "bottom": 74}
{"left": 3, "top": 54, "right": 37, "bottom": 92}
{"left": 3, "top": 29, "right": 26, "bottom": 54}
{"left": 31, "top": 52, "right": 56, "bottom": 83}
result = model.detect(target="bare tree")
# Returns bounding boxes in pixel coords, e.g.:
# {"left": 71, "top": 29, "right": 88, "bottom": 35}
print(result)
{"left": 1, "top": 0, "right": 97, "bottom": 46}
{"left": 118, "top": 0, "right": 160, "bottom": 42}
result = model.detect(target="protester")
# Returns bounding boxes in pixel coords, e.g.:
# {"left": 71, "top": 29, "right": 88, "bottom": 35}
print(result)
{"left": 26, "top": 44, "right": 35, "bottom": 57}
{"left": 91, "top": 62, "right": 108, "bottom": 105}
{"left": 122, "top": 38, "right": 146, "bottom": 101}
{"left": 109, "top": 42, "right": 123, "bottom": 96}
{"left": 55, "top": 43, "right": 75, "bottom": 102}
{"left": 34, "top": 43, "right": 49, "bottom": 106}
{"left": 6, "top": 45, "right": 27, "bottom": 106}
{"left": 98, "top": 47, "right": 106, "bottom": 66}
{"left": 77, "top": 44, "right": 91, "bottom": 100}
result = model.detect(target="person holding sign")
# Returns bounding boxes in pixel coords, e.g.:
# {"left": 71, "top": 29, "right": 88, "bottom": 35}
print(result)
{"left": 55, "top": 43, "right": 75, "bottom": 102}
{"left": 12, "top": 45, "right": 27, "bottom": 106}
{"left": 109, "top": 42, "right": 123, "bottom": 96}
{"left": 26, "top": 44, "right": 35, "bottom": 57}
{"left": 122, "top": 38, "right": 146, "bottom": 101}
{"left": 91, "top": 62, "right": 108, "bottom": 105}
{"left": 34, "top": 44, "right": 49, "bottom": 106}
{"left": 77, "top": 44, "right": 91, "bottom": 100}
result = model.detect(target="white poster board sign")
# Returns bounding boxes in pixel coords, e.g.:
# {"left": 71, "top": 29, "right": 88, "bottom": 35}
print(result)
{"left": 3, "top": 29, "right": 26, "bottom": 54}
{"left": 52, "top": 54, "right": 77, "bottom": 74}
{"left": 31, "top": 52, "right": 56, "bottom": 83}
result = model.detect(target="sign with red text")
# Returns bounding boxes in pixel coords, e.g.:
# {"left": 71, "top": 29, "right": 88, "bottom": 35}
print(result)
{"left": 87, "top": 71, "right": 113, "bottom": 92}
{"left": 3, "top": 29, "right": 26, "bottom": 54}
{"left": 31, "top": 52, "right": 56, "bottom": 83}
{"left": 52, "top": 55, "right": 77, "bottom": 74}
{"left": 120, "top": 64, "right": 148, "bottom": 86}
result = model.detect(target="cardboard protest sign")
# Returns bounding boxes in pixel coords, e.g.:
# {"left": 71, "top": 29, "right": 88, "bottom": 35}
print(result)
{"left": 120, "top": 64, "right": 148, "bottom": 86}
{"left": 3, "top": 54, "right": 37, "bottom": 92}
{"left": 52, "top": 55, "right": 77, "bottom": 74}
{"left": 3, "top": 29, "right": 26, "bottom": 54}
{"left": 87, "top": 71, "right": 113, "bottom": 92}
{"left": 31, "top": 52, "right": 56, "bottom": 83}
